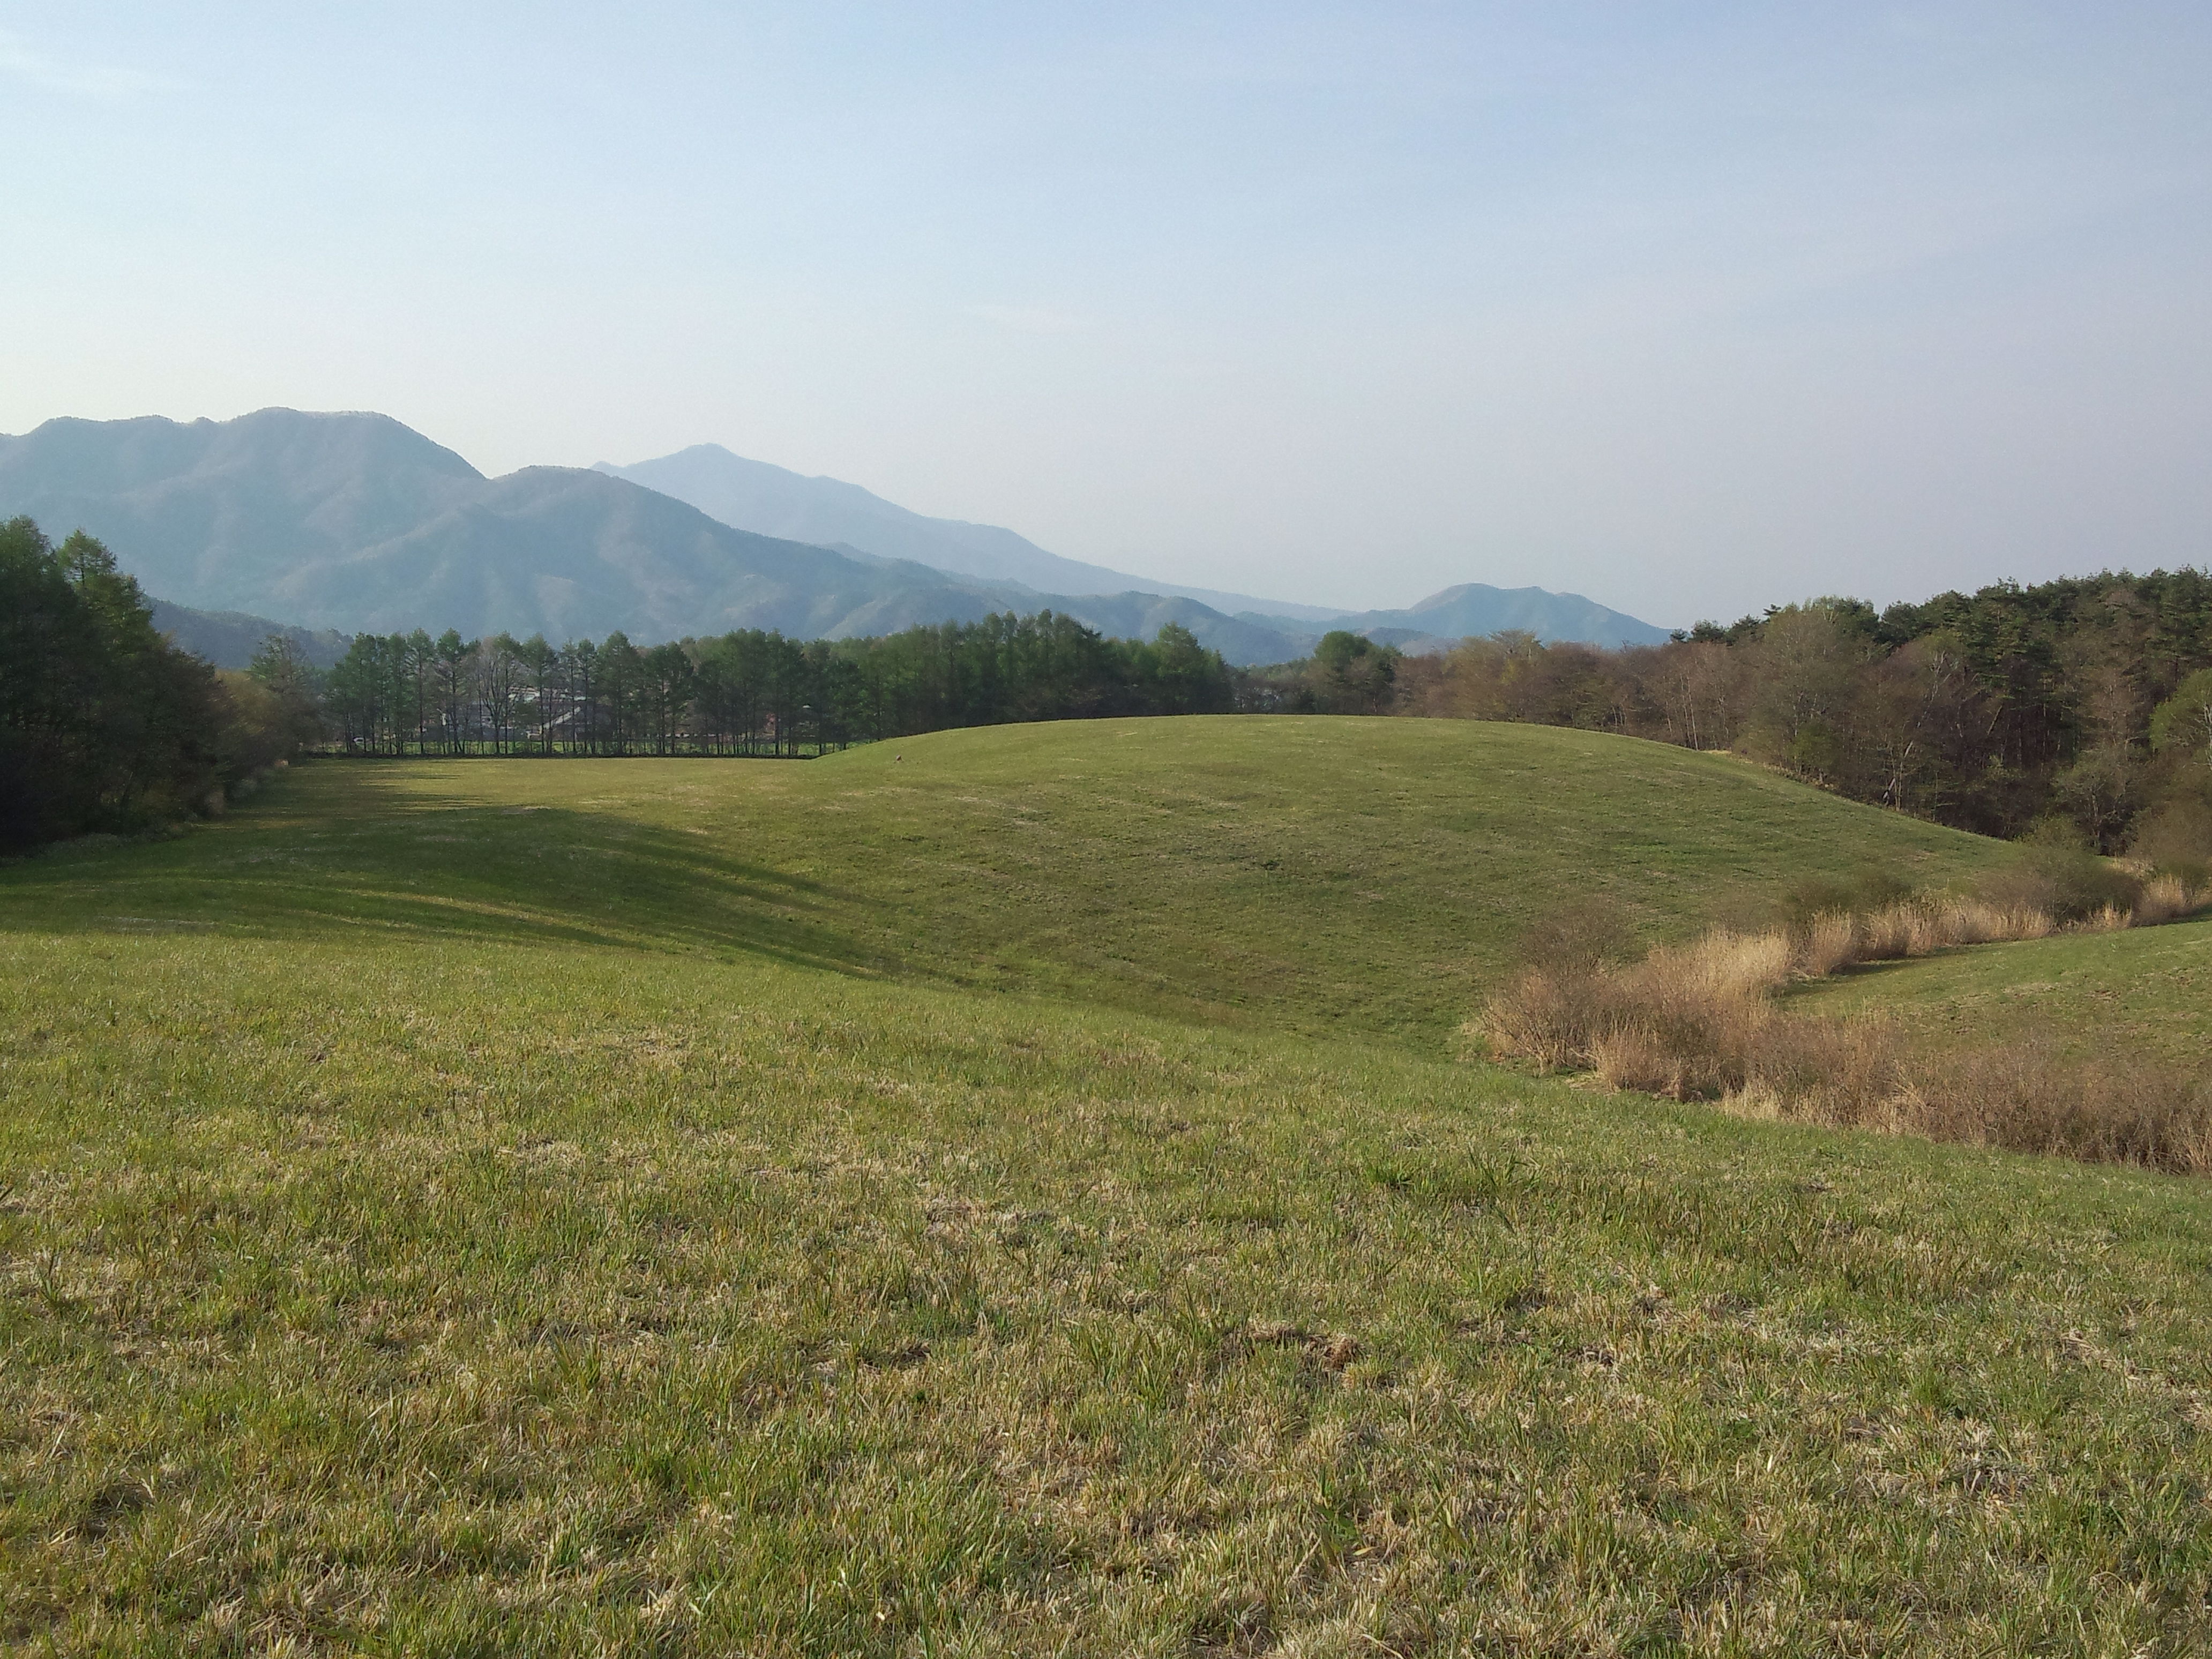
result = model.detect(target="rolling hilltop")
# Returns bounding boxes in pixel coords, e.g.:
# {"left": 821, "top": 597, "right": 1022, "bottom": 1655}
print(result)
{"left": 2, "top": 717, "right": 2004, "bottom": 1045}
{"left": 1, "top": 410, "right": 1667, "bottom": 661}
{"left": 6, "top": 719, "right": 2211, "bottom": 1649}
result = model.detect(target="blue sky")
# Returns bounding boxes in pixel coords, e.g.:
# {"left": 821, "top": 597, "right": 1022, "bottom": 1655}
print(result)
{"left": 5, "top": 3, "right": 2208, "bottom": 622}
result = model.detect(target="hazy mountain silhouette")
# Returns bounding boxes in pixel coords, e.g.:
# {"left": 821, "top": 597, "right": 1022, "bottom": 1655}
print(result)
{"left": 598, "top": 446, "right": 1133, "bottom": 596}
{"left": 1, "top": 409, "right": 1668, "bottom": 660}
{"left": 594, "top": 444, "right": 1351, "bottom": 621}
{"left": 600, "top": 442, "right": 1668, "bottom": 646}
{"left": 0, "top": 410, "right": 1230, "bottom": 644}
{"left": 1243, "top": 583, "right": 1669, "bottom": 651}
{"left": 148, "top": 599, "right": 350, "bottom": 670}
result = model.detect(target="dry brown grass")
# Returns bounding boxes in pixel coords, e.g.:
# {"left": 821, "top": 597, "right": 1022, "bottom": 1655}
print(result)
{"left": 2135, "top": 872, "right": 2199, "bottom": 926}
{"left": 1816, "top": 895, "right": 2054, "bottom": 967}
{"left": 1479, "top": 877, "right": 2212, "bottom": 1174}
{"left": 1886, "top": 1041, "right": 2212, "bottom": 1170}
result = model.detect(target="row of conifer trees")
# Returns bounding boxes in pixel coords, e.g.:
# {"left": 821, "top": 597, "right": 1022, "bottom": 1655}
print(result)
{"left": 316, "top": 611, "right": 1240, "bottom": 755}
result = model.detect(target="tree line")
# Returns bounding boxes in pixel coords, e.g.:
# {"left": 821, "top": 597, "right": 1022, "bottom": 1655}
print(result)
{"left": 1, "top": 519, "right": 314, "bottom": 850}
{"left": 1384, "top": 570, "right": 2212, "bottom": 865}
{"left": 11, "top": 500, "right": 2207, "bottom": 869}
{"left": 313, "top": 610, "right": 1238, "bottom": 755}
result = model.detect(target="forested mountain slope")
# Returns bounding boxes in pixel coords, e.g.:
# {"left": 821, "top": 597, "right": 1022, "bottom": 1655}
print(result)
{"left": 0, "top": 412, "right": 1302, "bottom": 655}
{"left": 0, "top": 413, "right": 1296, "bottom": 659}
{"left": 147, "top": 599, "right": 350, "bottom": 669}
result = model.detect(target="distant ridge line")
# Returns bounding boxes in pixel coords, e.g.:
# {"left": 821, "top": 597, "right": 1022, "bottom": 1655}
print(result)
{"left": 0, "top": 409, "right": 1669, "bottom": 660}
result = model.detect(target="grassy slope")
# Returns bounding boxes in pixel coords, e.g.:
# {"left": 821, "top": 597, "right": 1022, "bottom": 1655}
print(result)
{"left": 11, "top": 931, "right": 2212, "bottom": 1653}
{"left": 0, "top": 717, "right": 2002, "bottom": 1049}
{"left": 1799, "top": 910, "right": 2212, "bottom": 1065}
{"left": 10, "top": 721, "right": 2212, "bottom": 1653}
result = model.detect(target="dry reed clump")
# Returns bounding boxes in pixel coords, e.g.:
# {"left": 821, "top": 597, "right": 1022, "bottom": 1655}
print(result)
{"left": 1478, "top": 876, "right": 2212, "bottom": 1175}
{"left": 1479, "top": 968, "right": 1599, "bottom": 1076}
{"left": 1890, "top": 1042, "right": 2212, "bottom": 1175}
{"left": 2133, "top": 872, "right": 2198, "bottom": 926}
{"left": 1487, "top": 925, "right": 1892, "bottom": 1107}
{"left": 1584, "top": 930, "right": 1792, "bottom": 1100}
{"left": 1810, "top": 896, "right": 2056, "bottom": 970}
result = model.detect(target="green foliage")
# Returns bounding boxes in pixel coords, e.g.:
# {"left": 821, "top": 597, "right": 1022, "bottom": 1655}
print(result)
{"left": 1232, "top": 630, "right": 1404, "bottom": 715}
{"left": 210, "top": 671, "right": 297, "bottom": 779}
{"left": 1409, "top": 569, "right": 2212, "bottom": 849}
{"left": 0, "top": 517, "right": 229, "bottom": 848}
{"left": 1308, "top": 630, "right": 1400, "bottom": 713}
{"left": 2133, "top": 793, "right": 2212, "bottom": 883}
{"left": 244, "top": 634, "right": 327, "bottom": 749}
{"left": 826, "top": 612, "right": 1238, "bottom": 734}
{"left": 2150, "top": 667, "right": 2212, "bottom": 767}
{"left": 317, "top": 612, "right": 1236, "bottom": 756}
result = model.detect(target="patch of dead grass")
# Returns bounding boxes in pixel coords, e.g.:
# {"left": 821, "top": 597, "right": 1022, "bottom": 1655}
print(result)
{"left": 1480, "top": 879, "right": 2212, "bottom": 1173}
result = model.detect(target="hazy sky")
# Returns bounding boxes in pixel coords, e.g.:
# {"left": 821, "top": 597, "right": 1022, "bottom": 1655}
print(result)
{"left": 6, "top": 4, "right": 2209, "bottom": 623}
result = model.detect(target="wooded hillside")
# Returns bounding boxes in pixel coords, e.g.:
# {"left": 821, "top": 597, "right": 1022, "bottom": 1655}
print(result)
{"left": 1391, "top": 571, "right": 2212, "bottom": 859}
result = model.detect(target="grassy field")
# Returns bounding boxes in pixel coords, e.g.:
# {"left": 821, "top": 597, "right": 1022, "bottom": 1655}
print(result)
{"left": 1798, "top": 911, "right": 2212, "bottom": 1067}
{"left": 0, "top": 717, "right": 2004, "bottom": 1050}
{"left": 8, "top": 719, "right": 2212, "bottom": 1654}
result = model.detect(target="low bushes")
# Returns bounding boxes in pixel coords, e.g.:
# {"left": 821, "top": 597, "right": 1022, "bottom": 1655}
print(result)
{"left": 1479, "top": 877, "right": 2212, "bottom": 1174}
{"left": 1979, "top": 837, "right": 2148, "bottom": 924}
{"left": 1895, "top": 1041, "right": 2212, "bottom": 1170}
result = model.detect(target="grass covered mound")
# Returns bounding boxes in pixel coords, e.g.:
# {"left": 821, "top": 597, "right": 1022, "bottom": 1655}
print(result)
{"left": 2, "top": 716, "right": 2002, "bottom": 1048}
{"left": 6, "top": 719, "right": 2209, "bottom": 1651}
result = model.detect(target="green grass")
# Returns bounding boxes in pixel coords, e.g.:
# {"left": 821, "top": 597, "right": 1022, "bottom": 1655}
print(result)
{"left": 1799, "top": 910, "right": 2212, "bottom": 1066}
{"left": 8, "top": 719, "right": 2211, "bottom": 1654}
{"left": 2, "top": 717, "right": 2002, "bottom": 1050}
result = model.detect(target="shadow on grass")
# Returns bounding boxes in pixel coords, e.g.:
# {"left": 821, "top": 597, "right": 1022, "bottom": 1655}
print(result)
{"left": 0, "top": 764, "right": 886, "bottom": 978}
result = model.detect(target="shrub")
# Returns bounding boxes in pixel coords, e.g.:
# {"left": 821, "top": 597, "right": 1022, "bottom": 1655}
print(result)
{"left": 1796, "top": 910, "right": 1862, "bottom": 977}
{"left": 2135, "top": 873, "right": 2199, "bottom": 926}
{"left": 1980, "top": 840, "right": 2142, "bottom": 924}
{"left": 1479, "top": 968, "right": 1600, "bottom": 1075}
{"left": 2131, "top": 796, "right": 2212, "bottom": 886}
{"left": 1486, "top": 929, "right": 1791, "bottom": 1100}
{"left": 1512, "top": 896, "right": 1634, "bottom": 979}
{"left": 1778, "top": 867, "right": 1914, "bottom": 930}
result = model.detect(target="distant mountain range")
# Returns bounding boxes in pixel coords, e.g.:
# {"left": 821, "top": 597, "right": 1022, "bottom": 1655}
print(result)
{"left": 0, "top": 409, "right": 1669, "bottom": 664}
{"left": 594, "top": 445, "right": 1353, "bottom": 623}
{"left": 1238, "top": 584, "right": 1679, "bottom": 656}
{"left": 148, "top": 600, "right": 350, "bottom": 671}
